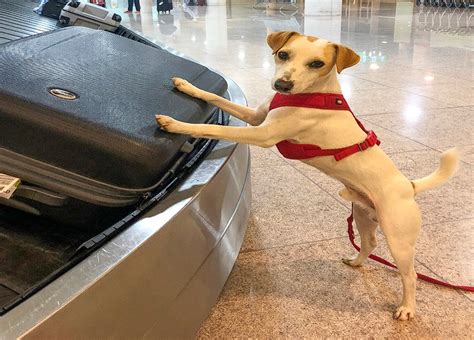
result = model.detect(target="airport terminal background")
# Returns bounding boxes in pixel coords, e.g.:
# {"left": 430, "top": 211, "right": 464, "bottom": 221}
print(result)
{"left": 1, "top": 0, "right": 473, "bottom": 337}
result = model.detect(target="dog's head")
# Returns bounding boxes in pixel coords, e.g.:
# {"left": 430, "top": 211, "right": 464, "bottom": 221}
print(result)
{"left": 267, "top": 31, "right": 360, "bottom": 94}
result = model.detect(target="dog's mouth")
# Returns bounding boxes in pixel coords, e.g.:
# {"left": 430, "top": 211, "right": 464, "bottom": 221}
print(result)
{"left": 273, "top": 87, "right": 294, "bottom": 94}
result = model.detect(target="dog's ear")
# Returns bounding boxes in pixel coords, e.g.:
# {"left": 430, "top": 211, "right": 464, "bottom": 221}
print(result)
{"left": 333, "top": 43, "right": 360, "bottom": 73}
{"left": 267, "top": 31, "right": 300, "bottom": 54}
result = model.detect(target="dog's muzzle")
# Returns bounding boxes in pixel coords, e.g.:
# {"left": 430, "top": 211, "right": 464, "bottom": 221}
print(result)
{"left": 274, "top": 79, "right": 294, "bottom": 93}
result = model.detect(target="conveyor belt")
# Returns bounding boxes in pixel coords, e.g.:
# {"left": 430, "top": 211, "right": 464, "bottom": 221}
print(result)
{"left": 0, "top": 0, "right": 58, "bottom": 45}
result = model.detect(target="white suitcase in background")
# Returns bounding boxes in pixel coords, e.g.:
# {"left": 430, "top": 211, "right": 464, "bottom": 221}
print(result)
{"left": 59, "top": 1, "right": 121, "bottom": 32}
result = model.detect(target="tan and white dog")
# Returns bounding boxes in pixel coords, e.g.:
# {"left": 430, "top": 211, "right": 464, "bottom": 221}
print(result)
{"left": 156, "top": 31, "right": 459, "bottom": 320}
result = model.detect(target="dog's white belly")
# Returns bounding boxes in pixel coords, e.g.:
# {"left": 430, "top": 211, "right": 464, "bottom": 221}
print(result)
{"left": 300, "top": 146, "right": 412, "bottom": 204}
{"left": 300, "top": 156, "right": 373, "bottom": 194}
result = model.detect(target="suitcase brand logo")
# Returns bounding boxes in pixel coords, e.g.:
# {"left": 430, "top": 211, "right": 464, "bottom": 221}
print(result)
{"left": 48, "top": 88, "right": 78, "bottom": 100}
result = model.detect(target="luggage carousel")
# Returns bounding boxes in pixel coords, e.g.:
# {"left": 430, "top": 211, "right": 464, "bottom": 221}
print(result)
{"left": 0, "top": 0, "right": 251, "bottom": 338}
{"left": 1, "top": 119, "right": 251, "bottom": 339}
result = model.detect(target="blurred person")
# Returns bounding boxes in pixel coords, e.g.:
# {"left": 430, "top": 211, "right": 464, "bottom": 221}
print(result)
{"left": 125, "top": 0, "right": 140, "bottom": 13}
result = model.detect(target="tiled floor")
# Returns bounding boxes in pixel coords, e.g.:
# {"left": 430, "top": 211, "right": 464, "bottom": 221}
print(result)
{"left": 120, "top": 0, "right": 473, "bottom": 337}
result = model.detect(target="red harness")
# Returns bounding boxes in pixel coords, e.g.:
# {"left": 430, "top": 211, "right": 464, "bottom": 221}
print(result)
{"left": 269, "top": 92, "right": 380, "bottom": 161}
{"left": 269, "top": 92, "right": 474, "bottom": 292}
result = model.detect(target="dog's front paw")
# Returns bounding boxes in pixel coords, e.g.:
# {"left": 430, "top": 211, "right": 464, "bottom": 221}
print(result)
{"left": 394, "top": 305, "right": 415, "bottom": 321}
{"left": 155, "top": 114, "right": 180, "bottom": 133}
{"left": 172, "top": 77, "right": 200, "bottom": 98}
{"left": 172, "top": 77, "right": 189, "bottom": 88}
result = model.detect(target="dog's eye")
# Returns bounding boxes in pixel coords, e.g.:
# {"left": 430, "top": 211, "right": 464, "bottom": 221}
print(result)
{"left": 308, "top": 60, "right": 325, "bottom": 68}
{"left": 277, "top": 51, "right": 289, "bottom": 60}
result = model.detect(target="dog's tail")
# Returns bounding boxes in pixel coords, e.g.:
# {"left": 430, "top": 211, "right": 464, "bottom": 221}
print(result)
{"left": 411, "top": 148, "right": 459, "bottom": 194}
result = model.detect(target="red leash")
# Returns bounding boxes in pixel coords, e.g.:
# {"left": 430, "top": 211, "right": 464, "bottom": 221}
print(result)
{"left": 347, "top": 209, "right": 474, "bottom": 292}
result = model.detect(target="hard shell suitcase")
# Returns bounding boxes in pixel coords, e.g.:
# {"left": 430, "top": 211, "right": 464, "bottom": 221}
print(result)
{"left": 157, "top": 0, "right": 173, "bottom": 13}
{"left": 0, "top": 27, "right": 227, "bottom": 229}
{"left": 59, "top": 1, "right": 121, "bottom": 32}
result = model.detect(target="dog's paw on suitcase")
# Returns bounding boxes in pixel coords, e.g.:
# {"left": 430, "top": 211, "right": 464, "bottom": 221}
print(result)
{"left": 172, "top": 77, "right": 200, "bottom": 98}
{"left": 156, "top": 114, "right": 179, "bottom": 132}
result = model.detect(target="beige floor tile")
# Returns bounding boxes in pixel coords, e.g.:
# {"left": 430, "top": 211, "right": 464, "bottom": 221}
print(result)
{"left": 198, "top": 238, "right": 473, "bottom": 338}
{"left": 422, "top": 65, "right": 473, "bottom": 82}
{"left": 343, "top": 61, "right": 411, "bottom": 75}
{"left": 458, "top": 145, "right": 474, "bottom": 165}
{"left": 389, "top": 150, "right": 473, "bottom": 225}
{"left": 241, "top": 166, "right": 350, "bottom": 252}
{"left": 355, "top": 69, "right": 470, "bottom": 89}
{"left": 350, "top": 218, "right": 474, "bottom": 297}
{"left": 364, "top": 106, "right": 474, "bottom": 149}
{"left": 250, "top": 146, "right": 288, "bottom": 169}
{"left": 404, "top": 84, "right": 474, "bottom": 107}
{"left": 338, "top": 74, "right": 389, "bottom": 93}
{"left": 416, "top": 218, "right": 474, "bottom": 288}
{"left": 397, "top": 53, "right": 473, "bottom": 72}
{"left": 348, "top": 88, "right": 453, "bottom": 116}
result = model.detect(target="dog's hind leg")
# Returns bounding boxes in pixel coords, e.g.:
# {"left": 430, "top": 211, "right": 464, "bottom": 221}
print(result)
{"left": 377, "top": 197, "right": 421, "bottom": 321}
{"left": 342, "top": 204, "right": 378, "bottom": 267}
{"left": 172, "top": 77, "right": 269, "bottom": 126}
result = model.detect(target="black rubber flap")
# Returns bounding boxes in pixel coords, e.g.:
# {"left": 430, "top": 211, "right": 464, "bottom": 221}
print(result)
{"left": 0, "top": 27, "right": 227, "bottom": 189}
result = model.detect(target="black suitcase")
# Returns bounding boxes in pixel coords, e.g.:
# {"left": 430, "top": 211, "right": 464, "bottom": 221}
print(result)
{"left": 157, "top": 0, "right": 173, "bottom": 13}
{"left": 0, "top": 27, "right": 227, "bottom": 229}
{"left": 35, "top": 0, "right": 69, "bottom": 19}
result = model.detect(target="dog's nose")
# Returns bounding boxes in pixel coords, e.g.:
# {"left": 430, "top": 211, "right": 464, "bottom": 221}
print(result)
{"left": 274, "top": 79, "right": 294, "bottom": 92}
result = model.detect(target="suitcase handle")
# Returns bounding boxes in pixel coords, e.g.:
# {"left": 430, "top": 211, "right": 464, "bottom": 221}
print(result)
{"left": 14, "top": 185, "right": 68, "bottom": 207}
{"left": 0, "top": 198, "right": 41, "bottom": 216}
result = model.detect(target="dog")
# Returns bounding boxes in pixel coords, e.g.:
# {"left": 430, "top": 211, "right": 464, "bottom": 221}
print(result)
{"left": 155, "top": 31, "right": 459, "bottom": 321}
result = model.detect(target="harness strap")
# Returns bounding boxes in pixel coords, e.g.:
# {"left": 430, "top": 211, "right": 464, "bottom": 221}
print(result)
{"left": 270, "top": 92, "right": 380, "bottom": 161}
{"left": 333, "top": 130, "right": 379, "bottom": 161}
{"left": 276, "top": 130, "right": 379, "bottom": 161}
{"left": 347, "top": 207, "right": 474, "bottom": 292}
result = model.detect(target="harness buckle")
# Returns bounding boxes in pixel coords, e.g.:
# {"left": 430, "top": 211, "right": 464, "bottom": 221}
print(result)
{"left": 358, "top": 141, "right": 369, "bottom": 151}
{"left": 358, "top": 131, "right": 378, "bottom": 151}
